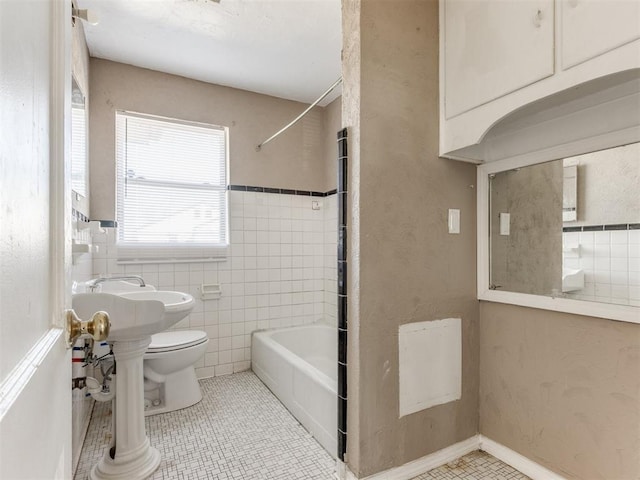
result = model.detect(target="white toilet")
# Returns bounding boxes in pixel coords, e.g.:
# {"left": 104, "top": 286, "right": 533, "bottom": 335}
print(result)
{"left": 143, "top": 330, "right": 209, "bottom": 416}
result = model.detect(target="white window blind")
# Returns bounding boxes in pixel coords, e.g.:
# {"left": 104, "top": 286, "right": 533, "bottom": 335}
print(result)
{"left": 115, "top": 111, "right": 228, "bottom": 261}
{"left": 71, "top": 105, "right": 87, "bottom": 196}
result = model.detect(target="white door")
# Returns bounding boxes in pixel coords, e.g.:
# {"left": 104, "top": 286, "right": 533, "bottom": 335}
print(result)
{"left": 0, "top": 1, "right": 73, "bottom": 478}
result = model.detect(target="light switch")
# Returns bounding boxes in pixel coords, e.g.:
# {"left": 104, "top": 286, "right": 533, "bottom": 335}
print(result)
{"left": 448, "top": 209, "right": 460, "bottom": 234}
{"left": 500, "top": 213, "right": 510, "bottom": 235}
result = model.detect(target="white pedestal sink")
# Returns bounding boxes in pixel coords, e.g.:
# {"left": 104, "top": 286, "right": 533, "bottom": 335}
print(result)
{"left": 73, "top": 286, "right": 194, "bottom": 480}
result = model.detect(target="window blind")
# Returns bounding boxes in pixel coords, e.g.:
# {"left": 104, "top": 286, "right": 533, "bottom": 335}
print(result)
{"left": 115, "top": 111, "right": 228, "bottom": 261}
{"left": 71, "top": 105, "right": 87, "bottom": 196}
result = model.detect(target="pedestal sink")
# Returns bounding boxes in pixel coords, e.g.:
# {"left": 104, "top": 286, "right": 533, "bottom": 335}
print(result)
{"left": 73, "top": 284, "right": 194, "bottom": 480}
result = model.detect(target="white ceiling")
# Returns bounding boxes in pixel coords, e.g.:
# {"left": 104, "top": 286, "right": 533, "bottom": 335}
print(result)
{"left": 79, "top": 0, "right": 342, "bottom": 106}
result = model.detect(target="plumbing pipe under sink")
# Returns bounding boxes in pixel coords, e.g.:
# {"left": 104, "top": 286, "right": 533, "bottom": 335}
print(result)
{"left": 86, "top": 376, "right": 116, "bottom": 402}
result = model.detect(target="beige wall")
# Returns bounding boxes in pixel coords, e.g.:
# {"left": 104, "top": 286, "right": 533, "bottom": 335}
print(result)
{"left": 343, "top": 1, "right": 479, "bottom": 476}
{"left": 480, "top": 302, "right": 640, "bottom": 479}
{"left": 323, "top": 96, "right": 342, "bottom": 191}
{"left": 72, "top": 21, "right": 89, "bottom": 100}
{"left": 569, "top": 142, "right": 640, "bottom": 226}
{"left": 89, "top": 59, "right": 336, "bottom": 220}
{"left": 490, "top": 160, "right": 563, "bottom": 296}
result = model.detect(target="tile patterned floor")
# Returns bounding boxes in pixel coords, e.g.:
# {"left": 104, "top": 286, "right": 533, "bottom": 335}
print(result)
{"left": 75, "top": 371, "right": 528, "bottom": 480}
{"left": 75, "top": 372, "right": 336, "bottom": 479}
{"left": 411, "top": 451, "right": 530, "bottom": 480}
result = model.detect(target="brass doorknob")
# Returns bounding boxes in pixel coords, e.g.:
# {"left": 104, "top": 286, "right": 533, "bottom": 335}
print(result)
{"left": 66, "top": 309, "right": 110, "bottom": 347}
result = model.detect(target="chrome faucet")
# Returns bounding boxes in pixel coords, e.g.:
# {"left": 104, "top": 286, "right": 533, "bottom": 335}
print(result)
{"left": 87, "top": 275, "right": 146, "bottom": 292}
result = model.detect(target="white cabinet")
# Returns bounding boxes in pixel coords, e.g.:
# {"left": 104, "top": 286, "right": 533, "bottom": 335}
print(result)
{"left": 444, "top": 0, "right": 554, "bottom": 118}
{"left": 561, "top": 0, "right": 640, "bottom": 69}
{"left": 440, "top": 0, "right": 640, "bottom": 162}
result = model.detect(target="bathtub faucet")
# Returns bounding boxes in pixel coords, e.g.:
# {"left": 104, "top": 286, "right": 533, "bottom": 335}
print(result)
{"left": 87, "top": 275, "right": 146, "bottom": 292}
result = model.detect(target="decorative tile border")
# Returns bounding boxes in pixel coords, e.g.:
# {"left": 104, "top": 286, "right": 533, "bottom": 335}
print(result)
{"left": 228, "top": 185, "right": 337, "bottom": 197}
{"left": 337, "top": 127, "right": 348, "bottom": 462}
{"left": 563, "top": 223, "right": 640, "bottom": 232}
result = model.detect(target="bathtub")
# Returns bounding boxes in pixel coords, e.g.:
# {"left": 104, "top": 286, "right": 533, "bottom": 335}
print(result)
{"left": 252, "top": 323, "right": 337, "bottom": 458}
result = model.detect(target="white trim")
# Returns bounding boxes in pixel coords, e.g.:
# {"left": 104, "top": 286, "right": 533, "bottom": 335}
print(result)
{"left": 116, "top": 256, "right": 228, "bottom": 265}
{"left": 344, "top": 436, "right": 479, "bottom": 480}
{"left": 117, "top": 109, "right": 226, "bottom": 132}
{"left": 50, "top": 0, "right": 73, "bottom": 329}
{"left": 479, "top": 435, "right": 567, "bottom": 480}
{"left": 339, "top": 435, "right": 569, "bottom": 480}
{"left": 477, "top": 154, "right": 640, "bottom": 325}
{"left": 116, "top": 245, "right": 228, "bottom": 262}
{"left": 0, "top": 329, "right": 63, "bottom": 422}
{"left": 479, "top": 126, "right": 640, "bottom": 174}
{"left": 440, "top": 40, "right": 640, "bottom": 158}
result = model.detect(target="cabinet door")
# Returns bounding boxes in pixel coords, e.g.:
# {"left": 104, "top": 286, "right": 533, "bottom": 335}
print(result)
{"left": 561, "top": 0, "right": 640, "bottom": 69}
{"left": 444, "top": 0, "right": 554, "bottom": 119}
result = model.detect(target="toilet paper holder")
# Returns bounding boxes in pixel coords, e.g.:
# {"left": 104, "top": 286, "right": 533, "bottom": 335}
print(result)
{"left": 200, "top": 283, "right": 222, "bottom": 300}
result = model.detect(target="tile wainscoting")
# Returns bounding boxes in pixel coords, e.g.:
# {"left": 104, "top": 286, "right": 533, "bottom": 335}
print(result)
{"left": 91, "top": 189, "right": 338, "bottom": 378}
{"left": 563, "top": 225, "right": 640, "bottom": 305}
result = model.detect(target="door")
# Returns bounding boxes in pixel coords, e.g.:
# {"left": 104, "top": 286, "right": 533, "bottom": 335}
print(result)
{"left": 0, "top": 1, "right": 73, "bottom": 478}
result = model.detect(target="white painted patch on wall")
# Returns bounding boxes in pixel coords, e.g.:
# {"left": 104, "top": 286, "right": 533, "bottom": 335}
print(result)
{"left": 398, "top": 318, "right": 461, "bottom": 417}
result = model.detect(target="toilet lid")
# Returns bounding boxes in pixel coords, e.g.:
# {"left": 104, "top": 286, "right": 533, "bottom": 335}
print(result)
{"left": 147, "top": 330, "right": 208, "bottom": 353}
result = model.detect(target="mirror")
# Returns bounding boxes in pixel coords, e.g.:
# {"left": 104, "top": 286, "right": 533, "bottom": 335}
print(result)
{"left": 488, "top": 142, "right": 639, "bottom": 307}
{"left": 71, "top": 76, "right": 87, "bottom": 199}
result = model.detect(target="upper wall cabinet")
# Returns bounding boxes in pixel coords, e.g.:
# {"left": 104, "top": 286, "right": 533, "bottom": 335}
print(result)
{"left": 562, "top": 0, "right": 640, "bottom": 70}
{"left": 444, "top": 0, "right": 554, "bottom": 119}
{"left": 440, "top": 0, "right": 640, "bottom": 163}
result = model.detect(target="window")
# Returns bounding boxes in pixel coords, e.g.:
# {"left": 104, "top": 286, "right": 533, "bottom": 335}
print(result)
{"left": 71, "top": 78, "right": 87, "bottom": 197}
{"left": 115, "top": 111, "right": 228, "bottom": 261}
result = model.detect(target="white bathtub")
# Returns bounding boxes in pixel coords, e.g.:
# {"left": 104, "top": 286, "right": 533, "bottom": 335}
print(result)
{"left": 252, "top": 323, "right": 337, "bottom": 457}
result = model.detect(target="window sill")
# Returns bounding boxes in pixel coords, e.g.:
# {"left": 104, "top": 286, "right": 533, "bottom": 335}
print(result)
{"left": 116, "top": 244, "right": 228, "bottom": 264}
{"left": 116, "top": 257, "right": 227, "bottom": 265}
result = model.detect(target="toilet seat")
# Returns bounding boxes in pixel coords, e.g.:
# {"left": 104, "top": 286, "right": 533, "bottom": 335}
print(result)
{"left": 147, "top": 330, "right": 208, "bottom": 353}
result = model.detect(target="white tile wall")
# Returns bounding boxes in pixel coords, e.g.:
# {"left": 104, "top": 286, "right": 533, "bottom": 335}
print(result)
{"left": 563, "top": 229, "right": 640, "bottom": 306}
{"left": 91, "top": 191, "right": 338, "bottom": 378}
{"left": 324, "top": 194, "right": 338, "bottom": 327}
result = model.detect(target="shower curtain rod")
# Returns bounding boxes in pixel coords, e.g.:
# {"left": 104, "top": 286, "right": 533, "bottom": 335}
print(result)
{"left": 255, "top": 77, "right": 343, "bottom": 152}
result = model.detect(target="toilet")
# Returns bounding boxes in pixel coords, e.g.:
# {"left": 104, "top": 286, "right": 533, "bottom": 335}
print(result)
{"left": 143, "top": 330, "right": 209, "bottom": 416}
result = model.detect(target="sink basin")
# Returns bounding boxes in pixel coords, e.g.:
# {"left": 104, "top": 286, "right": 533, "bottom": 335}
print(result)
{"left": 117, "top": 290, "right": 195, "bottom": 326}
{"left": 72, "top": 287, "right": 194, "bottom": 342}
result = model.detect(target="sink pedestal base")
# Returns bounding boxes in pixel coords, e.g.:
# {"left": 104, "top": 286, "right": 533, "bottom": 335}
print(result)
{"left": 91, "top": 337, "right": 161, "bottom": 480}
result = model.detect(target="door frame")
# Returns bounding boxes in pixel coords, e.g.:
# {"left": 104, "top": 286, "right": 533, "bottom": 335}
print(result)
{"left": 51, "top": 0, "right": 73, "bottom": 328}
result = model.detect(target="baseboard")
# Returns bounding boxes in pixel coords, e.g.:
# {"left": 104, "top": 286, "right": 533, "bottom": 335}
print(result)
{"left": 479, "top": 435, "right": 567, "bottom": 480}
{"left": 343, "top": 436, "right": 479, "bottom": 480}
{"left": 340, "top": 434, "right": 568, "bottom": 480}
